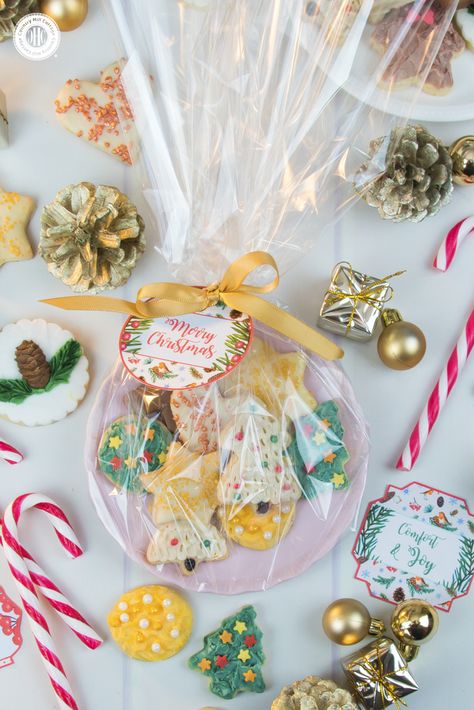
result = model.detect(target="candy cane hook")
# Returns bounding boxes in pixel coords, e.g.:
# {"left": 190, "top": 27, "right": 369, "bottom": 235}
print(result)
{"left": 1, "top": 493, "right": 102, "bottom": 710}
{"left": 396, "top": 221, "right": 474, "bottom": 471}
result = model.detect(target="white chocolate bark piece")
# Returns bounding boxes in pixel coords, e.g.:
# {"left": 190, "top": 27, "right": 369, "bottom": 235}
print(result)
{"left": 0, "top": 187, "right": 34, "bottom": 266}
{"left": 0, "top": 319, "right": 89, "bottom": 426}
{"left": 147, "top": 519, "right": 228, "bottom": 573}
{"left": 55, "top": 60, "right": 138, "bottom": 165}
{"left": 0, "top": 90, "right": 8, "bottom": 149}
{"left": 369, "top": 0, "right": 413, "bottom": 23}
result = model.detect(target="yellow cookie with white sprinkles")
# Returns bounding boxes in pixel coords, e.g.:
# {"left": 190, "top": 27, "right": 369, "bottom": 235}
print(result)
{"left": 108, "top": 585, "right": 192, "bottom": 661}
{"left": 221, "top": 501, "right": 296, "bottom": 550}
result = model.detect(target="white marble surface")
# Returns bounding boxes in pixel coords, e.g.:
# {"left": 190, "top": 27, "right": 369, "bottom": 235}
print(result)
{"left": 0, "top": 4, "right": 473, "bottom": 710}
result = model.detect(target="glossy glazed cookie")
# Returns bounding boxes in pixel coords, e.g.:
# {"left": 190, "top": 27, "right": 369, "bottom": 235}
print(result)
{"left": 108, "top": 585, "right": 192, "bottom": 661}
{"left": 0, "top": 187, "right": 35, "bottom": 266}
{"left": 98, "top": 415, "right": 172, "bottom": 492}
{"left": 221, "top": 500, "right": 296, "bottom": 550}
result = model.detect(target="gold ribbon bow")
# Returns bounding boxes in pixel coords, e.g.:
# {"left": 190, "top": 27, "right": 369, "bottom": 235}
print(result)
{"left": 326, "top": 262, "right": 405, "bottom": 334}
{"left": 42, "top": 251, "right": 343, "bottom": 360}
{"left": 353, "top": 651, "right": 409, "bottom": 710}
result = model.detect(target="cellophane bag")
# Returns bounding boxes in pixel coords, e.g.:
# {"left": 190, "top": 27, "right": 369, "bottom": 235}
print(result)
{"left": 85, "top": 0, "right": 455, "bottom": 593}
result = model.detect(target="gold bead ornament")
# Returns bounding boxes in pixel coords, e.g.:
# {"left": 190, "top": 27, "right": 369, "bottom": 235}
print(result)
{"left": 391, "top": 599, "right": 439, "bottom": 661}
{"left": 449, "top": 135, "right": 474, "bottom": 186}
{"left": 39, "top": 0, "right": 88, "bottom": 31}
{"left": 377, "top": 309, "right": 426, "bottom": 370}
{"left": 322, "top": 598, "right": 385, "bottom": 646}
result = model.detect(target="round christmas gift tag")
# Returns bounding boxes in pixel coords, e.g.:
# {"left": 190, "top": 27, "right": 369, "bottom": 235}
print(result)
{"left": 119, "top": 303, "right": 252, "bottom": 390}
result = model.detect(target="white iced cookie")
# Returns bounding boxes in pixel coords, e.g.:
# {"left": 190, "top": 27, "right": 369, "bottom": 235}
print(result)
{"left": 0, "top": 90, "right": 8, "bottom": 149}
{"left": 147, "top": 519, "right": 228, "bottom": 575}
{"left": 55, "top": 60, "right": 138, "bottom": 165}
{"left": 0, "top": 187, "right": 35, "bottom": 267}
{"left": 456, "top": 7, "right": 474, "bottom": 51}
{"left": 0, "top": 319, "right": 89, "bottom": 426}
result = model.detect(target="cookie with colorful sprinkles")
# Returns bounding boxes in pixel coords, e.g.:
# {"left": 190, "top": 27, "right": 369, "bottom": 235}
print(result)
{"left": 189, "top": 605, "right": 265, "bottom": 699}
{"left": 288, "top": 400, "right": 350, "bottom": 497}
{"left": 98, "top": 415, "right": 172, "bottom": 493}
{"left": 108, "top": 585, "right": 192, "bottom": 661}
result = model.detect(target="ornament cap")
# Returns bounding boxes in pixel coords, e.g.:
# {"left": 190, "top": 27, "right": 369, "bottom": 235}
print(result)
{"left": 398, "top": 641, "right": 419, "bottom": 662}
{"left": 381, "top": 308, "right": 403, "bottom": 328}
{"left": 368, "top": 618, "right": 385, "bottom": 637}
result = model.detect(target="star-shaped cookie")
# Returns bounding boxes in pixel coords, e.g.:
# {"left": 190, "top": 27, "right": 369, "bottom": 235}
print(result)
{"left": 0, "top": 188, "right": 35, "bottom": 266}
{"left": 219, "top": 337, "right": 316, "bottom": 418}
{"left": 142, "top": 442, "right": 220, "bottom": 526}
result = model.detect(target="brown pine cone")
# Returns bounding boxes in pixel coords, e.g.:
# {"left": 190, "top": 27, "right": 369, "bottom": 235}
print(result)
{"left": 393, "top": 587, "right": 406, "bottom": 603}
{"left": 15, "top": 340, "right": 50, "bottom": 388}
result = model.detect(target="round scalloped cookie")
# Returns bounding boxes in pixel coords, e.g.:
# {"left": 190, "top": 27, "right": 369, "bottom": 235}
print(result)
{"left": 220, "top": 500, "right": 296, "bottom": 550}
{"left": 98, "top": 415, "right": 172, "bottom": 493}
{"left": 108, "top": 585, "right": 192, "bottom": 661}
{"left": 0, "top": 319, "right": 89, "bottom": 426}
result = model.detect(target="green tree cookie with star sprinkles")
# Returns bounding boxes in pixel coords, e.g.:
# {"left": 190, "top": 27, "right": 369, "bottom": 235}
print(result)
{"left": 189, "top": 605, "right": 265, "bottom": 700}
{"left": 287, "top": 400, "right": 349, "bottom": 497}
{"left": 98, "top": 415, "right": 172, "bottom": 493}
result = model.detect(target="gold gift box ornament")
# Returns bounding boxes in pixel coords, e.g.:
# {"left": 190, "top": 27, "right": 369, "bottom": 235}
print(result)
{"left": 318, "top": 263, "right": 404, "bottom": 341}
{"left": 342, "top": 637, "right": 418, "bottom": 710}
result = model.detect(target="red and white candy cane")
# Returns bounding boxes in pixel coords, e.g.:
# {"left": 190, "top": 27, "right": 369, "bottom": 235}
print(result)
{"left": 433, "top": 216, "right": 474, "bottom": 271}
{"left": 396, "top": 221, "right": 474, "bottom": 471}
{"left": 0, "top": 439, "right": 23, "bottom": 465}
{"left": 1, "top": 493, "right": 103, "bottom": 710}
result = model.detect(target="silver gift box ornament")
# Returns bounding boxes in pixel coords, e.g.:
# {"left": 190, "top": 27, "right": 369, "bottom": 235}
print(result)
{"left": 318, "top": 263, "right": 392, "bottom": 341}
{"left": 342, "top": 637, "right": 419, "bottom": 710}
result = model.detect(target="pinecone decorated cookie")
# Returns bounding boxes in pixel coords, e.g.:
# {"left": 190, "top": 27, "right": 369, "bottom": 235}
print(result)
{"left": 354, "top": 125, "right": 453, "bottom": 223}
{"left": 39, "top": 182, "right": 145, "bottom": 293}
{"left": 0, "top": 0, "right": 38, "bottom": 42}
{"left": 0, "top": 319, "right": 89, "bottom": 426}
{"left": 271, "top": 675, "right": 358, "bottom": 710}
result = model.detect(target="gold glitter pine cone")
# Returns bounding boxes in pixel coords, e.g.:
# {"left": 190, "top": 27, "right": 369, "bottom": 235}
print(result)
{"left": 0, "top": 0, "right": 38, "bottom": 41}
{"left": 39, "top": 182, "right": 145, "bottom": 294}
{"left": 271, "top": 675, "right": 358, "bottom": 710}
{"left": 354, "top": 125, "right": 453, "bottom": 223}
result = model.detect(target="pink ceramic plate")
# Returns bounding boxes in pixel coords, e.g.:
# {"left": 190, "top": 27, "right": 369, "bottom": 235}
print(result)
{"left": 85, "top": 325, "right": 369, "bottom": 594}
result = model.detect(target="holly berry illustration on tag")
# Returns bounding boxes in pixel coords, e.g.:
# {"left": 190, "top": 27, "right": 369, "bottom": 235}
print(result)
{"left": 120, "top": 303, "right": 252, "bottom": 390}
{"left": 353, "top": 482, "right": 474, "bottom": 612}
{"left": 0, "top": 587, "right": 22, "bottom": 668}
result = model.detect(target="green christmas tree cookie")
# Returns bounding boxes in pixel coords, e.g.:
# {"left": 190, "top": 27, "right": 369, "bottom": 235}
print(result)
{"left": 287, "top": 400, "right": 349, "bottom": 497}
{"left": 189, "top": 605, "right": 265, "bottom": 700}
{"left": 98, "top": 415, "right": 172, "bottom": 493}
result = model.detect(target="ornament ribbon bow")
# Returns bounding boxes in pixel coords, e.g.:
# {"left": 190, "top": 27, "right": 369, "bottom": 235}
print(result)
{"left": 352, "top": 651, "right": 408, "bottom": 710}
{"left": 326, "top": 262, "right": 405, "bottom": 334}
{"left": 42, "top": 251, "right": 343, "bottom": 360}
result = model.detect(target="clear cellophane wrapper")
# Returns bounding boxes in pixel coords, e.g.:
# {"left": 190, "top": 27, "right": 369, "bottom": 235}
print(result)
{"left": 86, "top": 0, "right": 457, "bottom": 592}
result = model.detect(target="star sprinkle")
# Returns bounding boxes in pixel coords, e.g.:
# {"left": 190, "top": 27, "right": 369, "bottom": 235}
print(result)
{"left": 189, "top": 605, "right": 265, "bottom": 700}
{"left": 108, "top": 436, "right": 122, "bottom": 449}
{"left": 146, "top": 428, "right": 155, "bottom": 441}
{"left": 110, "top": 456, "right": 122, "bottom": 471}
{"left": 0, "top": 188, "right": 35, "bottom": 267}
{"left": 123, "top": 456, "right": 137, "bottom": 468}
{"left": 234, "top": 620, "right": 247, "bottom": 634}
{"left": 238, "top": 648, "right": 250, "bottom": 662}
{"left": 286, "top": 400, "right": 350, "bottom": 498}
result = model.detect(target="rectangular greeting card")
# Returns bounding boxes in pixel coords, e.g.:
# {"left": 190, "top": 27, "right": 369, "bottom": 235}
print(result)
{"left": 353, "top": 482, "right": 474, "bottom": 612}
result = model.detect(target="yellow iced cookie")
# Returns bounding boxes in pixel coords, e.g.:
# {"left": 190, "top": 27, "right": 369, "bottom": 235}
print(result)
{"left": 0, "top": 187, "right": 35, "bottom": 266}
{"left": 219, "top": 337, "right": 316, "bottom": 418}
{"left": 108, "top": 585, "right": 192, "bottom": 661}
{"left": 220, "top": 501, "right": 296, "bottom": 550}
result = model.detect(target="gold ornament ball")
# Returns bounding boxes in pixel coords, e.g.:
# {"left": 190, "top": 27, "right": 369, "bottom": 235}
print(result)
{"left": 377, "top": 309, "right": 426, "bottom": 371}
{"left": 322, "top": 598, "right": 384, "bottom": 646}
{"left": 449, "top": 135, "right": 474, "bottom": 186}
{"left": 39, "top": 0, "right": 88, "bottom": 31}
{"left": 391, "top": 600, "right": 439, "bottom": 661}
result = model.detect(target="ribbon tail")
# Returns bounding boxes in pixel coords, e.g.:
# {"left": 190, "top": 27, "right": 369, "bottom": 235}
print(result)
{"left": 41, "top": 296, "right": 143, "bottom": 317}
{"left": 224, "top": 293, "right": 344, "bottom": 360}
